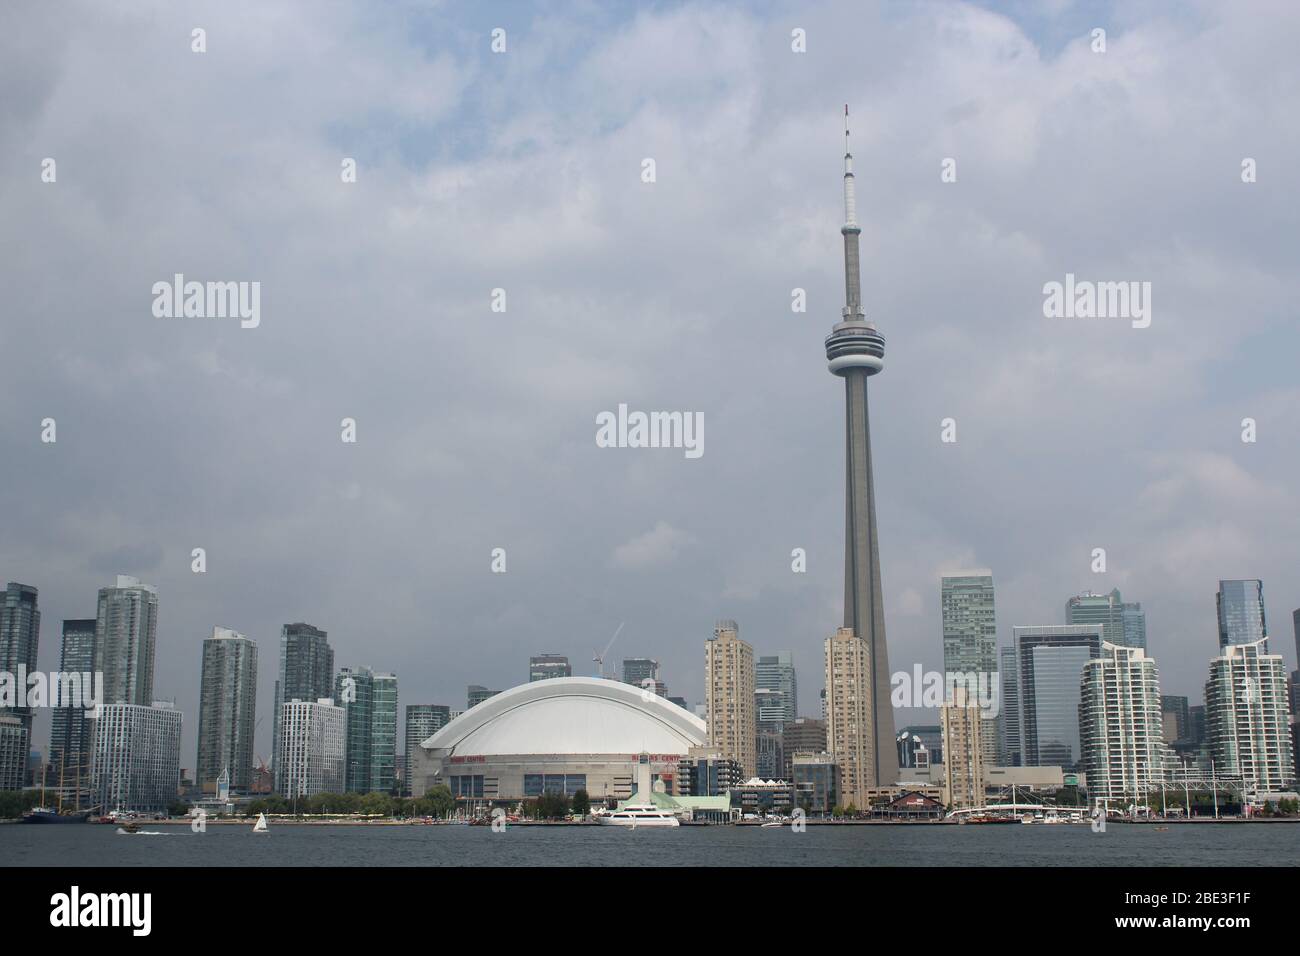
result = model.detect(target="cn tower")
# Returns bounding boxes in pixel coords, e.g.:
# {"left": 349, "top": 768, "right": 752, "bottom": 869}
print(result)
{"left": 824, "top": 106, "right": 898, "bottom": 788}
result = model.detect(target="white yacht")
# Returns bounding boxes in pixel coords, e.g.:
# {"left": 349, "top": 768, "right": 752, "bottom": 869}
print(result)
{"left": 597, "top": 802, "right": 680, "bottom": 827}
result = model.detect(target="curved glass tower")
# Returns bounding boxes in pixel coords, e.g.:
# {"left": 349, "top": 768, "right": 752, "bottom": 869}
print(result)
{"left": 824, "top": 108, "right": 898, "bottom": 788}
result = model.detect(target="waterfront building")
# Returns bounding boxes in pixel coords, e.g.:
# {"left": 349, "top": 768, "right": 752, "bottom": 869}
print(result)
{"left": 196, "top": 627, "right": 257, "bottom": 794}
{"left": 792, "top": 752, "right": 838, "bottom": 815}
{"left": 49, "top": 619, "right": 97, "bottom": 796}
{"left": 1012, "top": 625, "right": 1103, "bottom": 769}
{"left": 0, "top": 583, "right": 40, "bottom": 791}
{"left": 825, "top": 625, "right": 877, "bottom": 807}
{"left": 95, "top": 576, "right": 158, "bottom": 705}
{"left": 825, "top": 108, "right": 898, "bottom": 790}
{"left": 275, "top": 698, "right": 345, "bottom": 798}
{"left": 335, "top": 666, "right": 398, "bottom": 793}
{"left": 705, "top": 621, "right": 755, "bottom": 777}
{"left": 1205, "top": 639, "right": 1294, "bottom": 792}
{"left": 1079, "top": 643, "right": 1167, "bottom": 805}
{"left": 409, "top": 677, "right": 709, "bottom": 804}
{"left": 403, "top": 705, "right": 451, "bottom": 795}
{"left": 272, "top": 623, "right": 333, "bottom": 775}
{"left": 677, "top": 746, "right": 744, "bottom": 797}
{"left": 529, "top": 653, "right": 571, "bottom": 682}
{"left": 781, "top": 718, "right": 827, "bottom": 778}
{"left": 940, "top": 688, "right": 984, "bottom": 809}
{"left": 91, "top": 702, "right": 182, "bottom": 813}
{"left": 733, "top": 777, "right": 794, "bottom": 816}
{"left": 941, "top": 572, "right": 997, "bottom": 763}
{"left": 0, "top": 716, "right": 28, "bottom": 793}
{"left": 1217, "top": 580, "right": 1267, "bottom": 650}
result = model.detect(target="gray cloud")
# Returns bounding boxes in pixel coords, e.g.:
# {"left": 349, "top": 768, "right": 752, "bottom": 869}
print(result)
{"left": 3, "top": 0, "right": 1297, "bottom": 765}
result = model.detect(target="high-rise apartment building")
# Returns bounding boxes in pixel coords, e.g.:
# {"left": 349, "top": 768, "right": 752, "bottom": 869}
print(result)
{"left": 197, "top": 627, "right": 258, "bottom": 793}
{"left": 335, "top": 666, "right": 398, "bottom": 793}
{"left": 1205, "top": 639, "right": 1294, "bottom": 792}
{"left": 91, "top": 702, "right": 182, "bottom": 813}
{"left": 1217, "top": 580, "right": 1267, "bottom": 650}
{"left": 403, "top": 704, "right": 451, "bottom": 796}
{"left": 941, "top": 573, "right": 997, "bottom": 763}
{"left": 824, "top": 625, "right": 876, "bottom": 807}
{"left": 1013, "top": 625, "right": 1103, "bottom": 769}
{"left": 95, "top": 576, "right": 158, "bottom": 705}
{"left": 276, "top": 698, "right": 345, "bottom": 798}
{"left": 1079, "top": 643, "right": 1167, "bottom": 805}
{"left": 0, "top": 583, "right": 40, "bottom": 790}
{"left": 272, "top": 622, "right": 333, "bottom": 773}
{"left": 705, "top": 621, "right": 755, "bottom": 778}
{"left": 940, "top": 687, "right": 984, "bottom": 809}
{"left": 49, "top": 618, "right": 97, "bottom": 798}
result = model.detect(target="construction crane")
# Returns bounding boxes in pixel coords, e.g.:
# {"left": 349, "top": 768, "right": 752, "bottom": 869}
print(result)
{"left": 592, "top": 622, "right": 625, "bottom": 679}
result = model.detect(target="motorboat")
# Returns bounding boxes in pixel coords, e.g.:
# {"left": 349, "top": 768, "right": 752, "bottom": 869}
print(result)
{"left": 596, "top": 803, "right": 680, "bottom": 827}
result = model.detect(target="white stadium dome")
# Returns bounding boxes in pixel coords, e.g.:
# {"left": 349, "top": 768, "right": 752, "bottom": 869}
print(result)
{"left": 423, "top": 676, "right": 706, "bottom": 755}
{"left": 409, "top": 676, "right": 707, "bottom": 802}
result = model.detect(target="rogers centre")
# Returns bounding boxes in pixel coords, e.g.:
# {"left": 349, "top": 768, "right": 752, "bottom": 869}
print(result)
{"left": 408, "top": 676, "right": 708, "bottom": 804}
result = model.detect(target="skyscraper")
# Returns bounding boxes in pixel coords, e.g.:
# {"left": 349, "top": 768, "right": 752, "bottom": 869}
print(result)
{"left": 705, "top": 620, "right": 755, "bottom": 777}
{"left": 529, "top": 654, "right": 571, "bottom": 682}
{"left": 95, "top": 576, "right": 158, "bottom": 705}
{"left": 621, "top": 657, "right": 660, "bottom": 692}
{"left": 1205, "top": 638, "right": 1294, "bottom": 792}
{"left": 0, "top": 583, "right": 40, "bottom": 791}
{"left": 755, "top": 652, "right": 797, "bottom": 728}
{"left": 825, "top": 108, "right": 897, "bottom": 790}
{"left": 940, "top": 687, "right": 985, "bottom": 810}
{"left": 467, "top": 685, "right": 500, "bottom": 709}
{"left": 998, "top": 645, "right": 1020, "bottom": 766}
{"left": 334, "top": 666, "right": 397, "bottom": 794}
{"left": 1217, "top": 580, "right": 1267, "bottom": 650}
{"left": 273, "top": 622, "right": 333, "bottom": 773}
{"left": 196, "top": 627, "right": 258, "bottom": 794}
{"left": 941, "top": 573, "right": 997, "bottom": 763}
{"left": 1012, "top": 625, "right": 1103, "bottom": 769}
{"left": 50, "top": 618, "right": 97, "bottom": 797}
{"left": 1066, "top": 588, "right": 1143, "bottom": 649}
{"left": 824, "top": 625, "right": 874, "bottom": 807}
{"left": 403, "top": 704, "right": 451, "bottom": 796}
{"left": 1079, "top": 643, "right": 1167, "bottom": 805}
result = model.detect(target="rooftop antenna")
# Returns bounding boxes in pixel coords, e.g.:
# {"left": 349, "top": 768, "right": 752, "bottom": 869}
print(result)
{"left": 592, "top": 621, "right": 624, "bottom": 678}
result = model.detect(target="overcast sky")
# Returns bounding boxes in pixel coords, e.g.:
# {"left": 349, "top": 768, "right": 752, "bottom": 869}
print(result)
{"left": 3, "top": 0, "right": 1297, "bottom": 769}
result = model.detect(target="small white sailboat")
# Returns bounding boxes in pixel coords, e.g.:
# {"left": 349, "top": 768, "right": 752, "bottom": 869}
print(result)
{"left": 253, "top": 812, "right": 269, "bottom": 833}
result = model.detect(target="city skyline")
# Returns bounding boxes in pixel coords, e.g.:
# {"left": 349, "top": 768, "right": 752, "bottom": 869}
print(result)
{"left": 3, "top": 1, "right": 1299, "bottom": 774}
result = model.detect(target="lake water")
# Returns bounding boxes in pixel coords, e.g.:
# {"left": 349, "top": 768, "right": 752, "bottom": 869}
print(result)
{"left": 3, "top": 821, "right": 1296, "bottom": 867}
